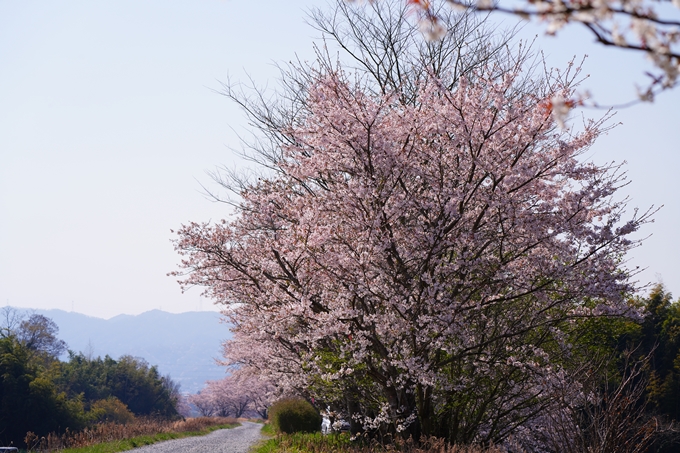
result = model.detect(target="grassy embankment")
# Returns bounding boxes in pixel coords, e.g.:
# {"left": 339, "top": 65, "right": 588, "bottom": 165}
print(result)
{"left": 23, "top": 417, "right": 238, "bottom": 453}
{"left": 253, "top": 429, "right": 352, "bottom": 453}
{"left": 252, "top": 427, "right": 502, "bottom": 453}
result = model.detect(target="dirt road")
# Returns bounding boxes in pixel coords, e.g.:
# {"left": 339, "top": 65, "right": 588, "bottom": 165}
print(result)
{"left": 129, "top": 421, "right": 263, "bottom": 453}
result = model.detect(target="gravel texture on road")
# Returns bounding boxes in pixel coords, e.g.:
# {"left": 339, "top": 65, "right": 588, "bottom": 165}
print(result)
{"left": 129, "top": 421, "right": 263, "bottom": 453}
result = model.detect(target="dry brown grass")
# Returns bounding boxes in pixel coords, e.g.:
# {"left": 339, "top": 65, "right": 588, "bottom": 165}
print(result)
{"left": 24, "top": 416, "right": 237, "bottom": 452}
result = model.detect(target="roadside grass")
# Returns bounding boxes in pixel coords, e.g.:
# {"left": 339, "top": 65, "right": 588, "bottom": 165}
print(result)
{"left": 252, "top": 431, "right": 354, "bottom": 453}
{"left": 251, "top": 430, "right": 504, "bottom": 453}
{"left": 58, "top": 424, "right": 236, "bottom": 453}
{"left": 260, "top": 423, "right": 276, "bottom": 437}
{"left": 25, "top": 417, "right": 238, "bottom": 453}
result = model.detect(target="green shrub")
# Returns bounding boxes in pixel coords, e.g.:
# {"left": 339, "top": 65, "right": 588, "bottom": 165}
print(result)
{"left": 268, "top": 398, "right": 322, "bottom": 434}
{"left": 88, "top": 396, "right": 135, "bottom": 424}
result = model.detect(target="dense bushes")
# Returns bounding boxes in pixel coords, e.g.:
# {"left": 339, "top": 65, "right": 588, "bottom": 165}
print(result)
{"left": 0, "top": 335, "right": 87, "bottom": 447}
{"left": 57, "top": 353, "right": 179, "bottom": 418}
{"left": 0, "top": 309, "right": 180, "bottom": 448}
{"left": 269, "top": 398, "right": 321, "bottom": 434}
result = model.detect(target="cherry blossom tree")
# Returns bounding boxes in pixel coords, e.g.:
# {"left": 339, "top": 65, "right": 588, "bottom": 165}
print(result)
{"left": 193, "top": 379, "right": 244, "bottom": 417}
{"left": 188, "top": 370, "right": 277, "bottom": 418}
{"left": 175, "top": 393, "right": 194, "bottom": 418}
{"left": 404, "top": 0, "right": 680, "bottom": 102}
{"left": 187, "top": 390, "right": 217, "bottom": 417}
{"left": 174, "top": 1, "right": 653, "bottom": 447}
{"left": 228, "top": 369, "right": 279, "bottom": 419}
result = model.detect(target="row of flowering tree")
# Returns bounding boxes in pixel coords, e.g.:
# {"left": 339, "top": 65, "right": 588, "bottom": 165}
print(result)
{"left": 188, "top": 369, "right": 275, "bottom": 419}
{"left": 174, "top": 1, "right": 654, "bottom": 449}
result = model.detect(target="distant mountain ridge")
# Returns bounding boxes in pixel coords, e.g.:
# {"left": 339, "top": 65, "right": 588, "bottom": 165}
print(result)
{"left": 19, "top": 308, "right": 231, "bottom": 394}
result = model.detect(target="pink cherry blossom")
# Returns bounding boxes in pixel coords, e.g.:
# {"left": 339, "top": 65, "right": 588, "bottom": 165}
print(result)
{"left": 188, "top": 369, "right": 277, "bottom": 418}
{"left": 174, "top": 40, "right": 652, "bottom": 446}
{"left": 404, "top": 0, "right": 680, "bottom": 101}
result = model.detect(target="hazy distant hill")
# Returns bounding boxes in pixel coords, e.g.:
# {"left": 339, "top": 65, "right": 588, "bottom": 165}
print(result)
{"left": 27, "top": 309, "right": 231, "bottom": 394}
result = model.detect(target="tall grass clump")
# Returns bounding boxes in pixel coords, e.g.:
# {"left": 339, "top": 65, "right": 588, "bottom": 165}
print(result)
{"left": 268, "top": 398, "right": 322, "bottom": 434}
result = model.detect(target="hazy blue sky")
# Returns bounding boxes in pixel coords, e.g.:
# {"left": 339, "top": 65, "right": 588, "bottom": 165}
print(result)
{"left": 1, "top": 1, "right": 678, "bottom": 319}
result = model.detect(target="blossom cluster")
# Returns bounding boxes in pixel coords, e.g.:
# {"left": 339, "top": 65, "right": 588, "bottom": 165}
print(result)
{"left": 406, "top": 0, "right": 680, "bottom": 100}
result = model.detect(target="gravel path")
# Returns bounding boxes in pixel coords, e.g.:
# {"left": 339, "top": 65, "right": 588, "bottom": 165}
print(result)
{"left": 129, "top": 421, "right": 264, "bottom": 453}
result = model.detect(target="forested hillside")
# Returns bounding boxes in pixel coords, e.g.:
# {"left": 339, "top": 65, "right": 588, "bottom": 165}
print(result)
{"left": 31, "top": 308, "right": 229, "bottom": 393}
{"left": 0, "top": 309, "right": 181, "bottom": 448}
